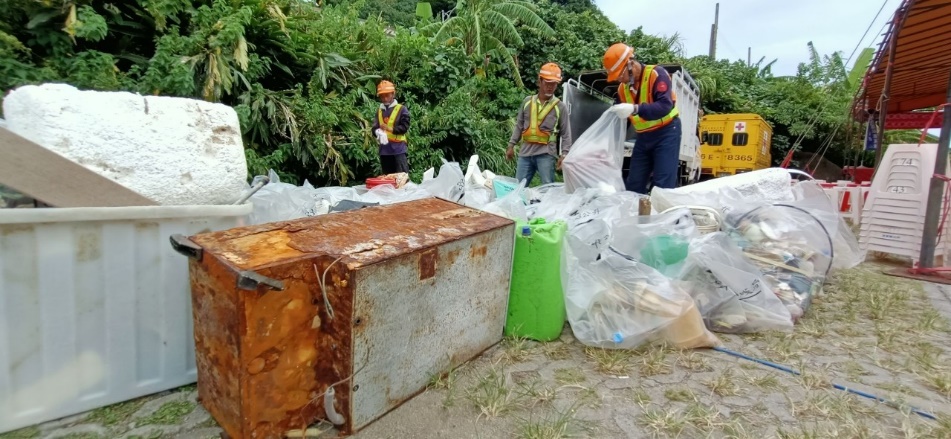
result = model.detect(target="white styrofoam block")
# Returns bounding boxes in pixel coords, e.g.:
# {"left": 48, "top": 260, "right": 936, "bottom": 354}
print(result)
{"left": 650, "top": 168, "right": 794, "bottom": 213}
{"left": 3, "top": 84, "right": 248, "bottom": 205}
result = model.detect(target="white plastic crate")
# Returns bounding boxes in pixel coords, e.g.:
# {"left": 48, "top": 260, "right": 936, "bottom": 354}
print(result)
{"left": 0, "top": 203, "right": 251, "bottom": 433}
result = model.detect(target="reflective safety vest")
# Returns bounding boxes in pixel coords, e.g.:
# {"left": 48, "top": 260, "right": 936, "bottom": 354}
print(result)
{"left": 377, "top": 104, "right": 407, "bottom": 143}
{"left": 520, "top": 96, "right": 561, "bottom": 145}
{"left": 618, "top": 65, "right": 679, "bottom": 133}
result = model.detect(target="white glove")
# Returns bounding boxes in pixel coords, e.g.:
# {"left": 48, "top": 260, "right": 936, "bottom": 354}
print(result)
{"left": 609, "top": 103, "right": 637, "bottom": 119}
{"left": 375, "top": 128, "right": 389, "bottom": 145}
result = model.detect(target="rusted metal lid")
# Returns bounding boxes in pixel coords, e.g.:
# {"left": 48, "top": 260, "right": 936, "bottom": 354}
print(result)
{"left": 189, "top": 198, "right": 513, "bottom": 271}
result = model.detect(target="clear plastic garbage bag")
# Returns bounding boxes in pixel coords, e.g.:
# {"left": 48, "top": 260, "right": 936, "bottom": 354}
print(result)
{"left": 562, "top": 110, "right": 626, "bottom": 194}
{"left": 649, "top": 186, "right": 749, "bottom": 218}
{"left": 650, "top": 168, "right": 796, "bottom": 211}
{"left": 562, "top": 231, "right": 719, "bottom": 350}
{"left": 610, "top": 208, "right": 699, "bottom": 278}
{"left": 676, "top": 232, "right": 794, "bottom": 334}
{"left": 482, "top": 180, "right": 528, "bottom": 222}
{"left": 461, "top": 183, "right": 494, "bottom": 209}
{"left": 790, "top": 181, "right": 866, "bottom": 270}
{"left": 248, "top": 170, "right": 324, "bottom": 224}
{"left": 724, "top": 201, "right": 835, "bottom": 321}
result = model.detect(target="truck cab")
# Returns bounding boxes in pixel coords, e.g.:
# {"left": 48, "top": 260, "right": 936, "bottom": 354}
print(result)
{"left": 699, "top": 113, "right": 772, "bottom": 180}
{"left": 561, "top": 64, "right": 702, "bottom": 187}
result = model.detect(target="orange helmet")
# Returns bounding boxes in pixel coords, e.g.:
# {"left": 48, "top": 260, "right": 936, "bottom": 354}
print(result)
{"left": 603, "top": 43, "right": 634, "bottom": 82}
{"left": 539, "top": 62, "right": 562, "bottom": 81}
{"left": 377, "top": 80, "right": 395, "bottom": 95}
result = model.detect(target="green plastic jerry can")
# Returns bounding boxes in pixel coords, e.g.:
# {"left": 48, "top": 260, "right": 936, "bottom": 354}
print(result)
{"left": 504, "top": 218, "right": 568, "bottom": 341}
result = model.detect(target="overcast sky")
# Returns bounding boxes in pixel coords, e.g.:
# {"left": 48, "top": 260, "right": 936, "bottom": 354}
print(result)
{"left": 594, "top": 0, "right": 901, "bottom": 76}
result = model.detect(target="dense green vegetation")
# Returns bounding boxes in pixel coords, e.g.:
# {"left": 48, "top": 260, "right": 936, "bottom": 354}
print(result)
{"left": 0, "top": 0, "right": 881, "bottom": 185}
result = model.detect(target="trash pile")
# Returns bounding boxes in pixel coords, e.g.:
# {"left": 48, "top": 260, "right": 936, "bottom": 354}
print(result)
{"left": 246, "top": 111, "right": 865, "bottom": 352}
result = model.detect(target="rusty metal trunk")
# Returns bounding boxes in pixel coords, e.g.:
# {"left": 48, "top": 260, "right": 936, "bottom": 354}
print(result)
{"left": 175, "top": 199, "right": 515, "bottom": 438}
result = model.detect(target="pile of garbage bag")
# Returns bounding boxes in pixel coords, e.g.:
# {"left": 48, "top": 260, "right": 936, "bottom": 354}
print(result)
{"left": 245, "top": 107, "right": 864, "bottom": 351}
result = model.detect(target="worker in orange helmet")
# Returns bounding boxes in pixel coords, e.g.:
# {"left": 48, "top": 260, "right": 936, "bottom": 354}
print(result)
{"left": 506, "top": 62, "right": 572, "bottom": 186}
{"left": 371, "top": 80, "right": 411, "bottom": 174}
{"left": 603, "top": 43, "right": 682, "bottom": 194}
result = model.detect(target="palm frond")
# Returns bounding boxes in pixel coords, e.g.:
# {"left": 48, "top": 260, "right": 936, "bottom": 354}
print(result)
{"left": 419, "top": 19, "right": 443, "bottom": 37}
{"left": 491, "top": 2, "right": 553, "bottom": 36}
{"left": 482, "top": 9, "right": 522, "bottom": 47}
{"left": 484, "top": 35, "right": 523, "bottom": 87}
{"left": 660, "top": 32, "right": 685, "bottom": 58}
{"left": 472, "top": 11, "right": 482, "bottom": 57}
{"left": 434, "top": 15, "right": 470, "bottom": 44}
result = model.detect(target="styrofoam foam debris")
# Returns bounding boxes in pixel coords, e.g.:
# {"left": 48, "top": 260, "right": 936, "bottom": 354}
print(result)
{"left": 3, "top": 84, "right": 248, "bottom": 205}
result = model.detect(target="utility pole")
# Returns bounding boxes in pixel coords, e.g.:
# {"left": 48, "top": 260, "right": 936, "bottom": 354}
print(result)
{"left": 748, "top": 47, "right": 751, "bottom": 67}
{"left": 708, "top": 3, "right": 719, "bottom": 59}
{"left": 918, "top": 70, "right": 951, "bottom": 269}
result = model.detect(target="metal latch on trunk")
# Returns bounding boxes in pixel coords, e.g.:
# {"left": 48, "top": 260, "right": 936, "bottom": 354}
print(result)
{"left": 237, "top": 270, "right": 285, "bottom": 292}
{"left": 169, "top": 233, "right": 284, "bottom": 292}
{"left": 169, "top": 234, "right": 203, "bottom": 261}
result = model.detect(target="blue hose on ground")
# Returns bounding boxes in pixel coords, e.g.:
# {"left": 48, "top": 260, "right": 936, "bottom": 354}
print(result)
{"left": 713, "top": 346, "right": 938, "bottom": 421}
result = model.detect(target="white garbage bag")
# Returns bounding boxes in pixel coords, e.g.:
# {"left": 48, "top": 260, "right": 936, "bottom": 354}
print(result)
{"left": 461, "top": 183, "right": 494, "bottom": 209}
{"left": 419, "top": 161, "right": 465, "bottom": 202}
{"left": 358, "top": 183, "right": 431, "bottom": 205}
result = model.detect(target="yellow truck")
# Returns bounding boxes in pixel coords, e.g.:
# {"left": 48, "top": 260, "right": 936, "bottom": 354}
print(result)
{"left": 699, "top": 113, "right": 772, "bottom": 180}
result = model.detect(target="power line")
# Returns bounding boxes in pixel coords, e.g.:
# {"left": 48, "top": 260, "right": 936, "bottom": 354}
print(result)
{"left": 845, "top": 0, "right": 890, "bottom": 67}
{"left": 789, "top": 0, "right": 893, "bottom": 157}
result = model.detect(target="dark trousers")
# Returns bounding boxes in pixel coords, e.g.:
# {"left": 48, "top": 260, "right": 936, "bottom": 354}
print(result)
{"left": 380, "top": 153, "right": 410, "bottom": 174}
{"left": 625, "top": 118, "right": 682, "bottom": 194}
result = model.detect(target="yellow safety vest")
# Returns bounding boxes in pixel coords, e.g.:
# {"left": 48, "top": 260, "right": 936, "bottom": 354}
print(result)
{"left": 618, "top": 65, "right": 679, "bottom": 133}
{"left": 377, "top": 103, "right": 407, "bottom": 143}
{"left": 520, "top": 96, "right": 561, "bottom": 144}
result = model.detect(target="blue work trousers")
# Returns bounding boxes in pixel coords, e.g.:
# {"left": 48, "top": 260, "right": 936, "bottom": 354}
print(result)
{"left": 516, "top": 153, "right": 556, "bottom": 186}
{"left": 625, "top": 118, "right": 682, "bottom": 194}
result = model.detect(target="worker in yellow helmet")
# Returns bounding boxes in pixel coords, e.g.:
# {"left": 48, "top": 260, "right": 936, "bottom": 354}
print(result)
{"left": 372, "top": 80, "right": 411, "bottom": 174}
{"left": 603, "top": 43, "right": 682, "bottom": 194}
{"left": 506, "top": 62, "right": 573, "bottom": 186}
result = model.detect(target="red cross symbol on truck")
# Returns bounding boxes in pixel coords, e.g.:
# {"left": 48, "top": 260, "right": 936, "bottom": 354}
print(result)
{"left": 734, "top": 121, "right": 746, "bottom": 132}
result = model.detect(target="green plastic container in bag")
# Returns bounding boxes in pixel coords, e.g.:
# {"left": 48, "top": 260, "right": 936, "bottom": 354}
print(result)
{"left": 504, "top": 218, "right": 568, "bottom": 341}
{"left": 639, "top": 235, "right": 689, "bottom": 272}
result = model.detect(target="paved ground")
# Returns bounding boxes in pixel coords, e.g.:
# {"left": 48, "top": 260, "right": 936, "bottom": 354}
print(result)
{"left": 4, "top": 262, "right": 951, "bottom": 439}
